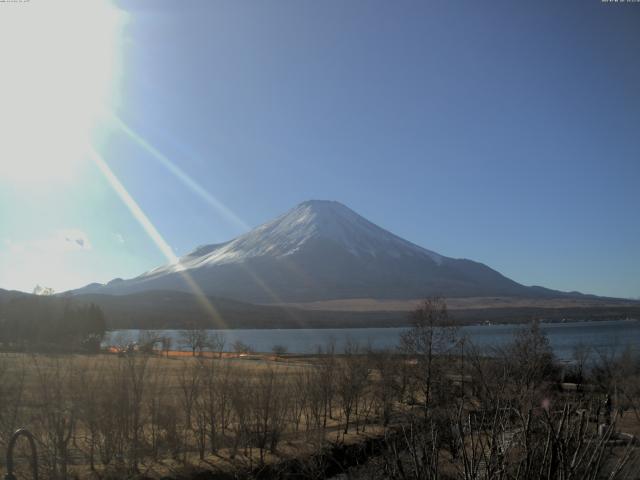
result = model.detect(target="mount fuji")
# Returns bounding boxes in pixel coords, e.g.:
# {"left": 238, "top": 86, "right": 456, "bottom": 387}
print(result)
{"left": 72, "top": 200, "right": 569, "bottom": 303}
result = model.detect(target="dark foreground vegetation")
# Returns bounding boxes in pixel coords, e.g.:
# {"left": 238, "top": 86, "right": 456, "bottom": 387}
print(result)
{"left": 0, "top": 294, "right": 106, "bottom": 352}
{"left": 0, "top": 298, "right": 639, "bottom": 479}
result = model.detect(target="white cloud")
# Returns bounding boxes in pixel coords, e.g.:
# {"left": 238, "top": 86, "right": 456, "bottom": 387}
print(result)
{"left": 35, "top": 229, "right": 92, "bottom": 252}
{"left": 114, "top": 233, "right": 125, "bottom": 244}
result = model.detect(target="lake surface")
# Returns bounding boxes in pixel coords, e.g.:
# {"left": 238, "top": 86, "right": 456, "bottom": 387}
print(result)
{"left": 107, "top": 319, "right": 640, "bottom": 361}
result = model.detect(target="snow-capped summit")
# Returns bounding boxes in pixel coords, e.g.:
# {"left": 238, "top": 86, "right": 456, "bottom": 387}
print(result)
{"left": 146, "top": 200, "right": 443, "bottom": 278}
{"left": 72, "top": 200, "right": 558, "bottom": 302}
{"left": 254, "top": 200, "right": 444, "bottom": 263}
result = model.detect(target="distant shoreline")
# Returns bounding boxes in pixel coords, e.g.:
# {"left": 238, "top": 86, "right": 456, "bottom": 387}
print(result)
{"left": 104, "top": 318, "right": 640, "bottom": 359}
{"left": 106, "top": 316, "right": 640, "bottom": 333}
{"left": 102, "top": 304, "right": 640, "bottom": 330}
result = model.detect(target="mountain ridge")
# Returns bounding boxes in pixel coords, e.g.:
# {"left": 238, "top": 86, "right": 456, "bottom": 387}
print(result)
{"left": 70, "top": 200, "right": 588, "bottom": 303}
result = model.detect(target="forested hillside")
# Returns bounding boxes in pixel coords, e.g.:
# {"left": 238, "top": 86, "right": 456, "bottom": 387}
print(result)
{"left": 0, "top": 293, "right": 106, "bottom": 351}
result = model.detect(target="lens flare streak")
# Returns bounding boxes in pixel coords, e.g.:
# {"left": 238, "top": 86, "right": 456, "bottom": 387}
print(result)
{"left": 94, "top": 114, "right": 297, "bottom": 323}
{"left": 89, "top": 147, "right": 227, "bottom": 328}
{"left": 106, "top": 113, "right": 250, "bottom": 232}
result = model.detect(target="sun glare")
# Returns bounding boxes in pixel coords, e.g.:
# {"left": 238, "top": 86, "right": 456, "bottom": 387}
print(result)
{"left": 0, "top": 0, "right": 125, "bottom": 186}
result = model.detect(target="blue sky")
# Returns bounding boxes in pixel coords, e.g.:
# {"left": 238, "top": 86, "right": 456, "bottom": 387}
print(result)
{"left": 0, "top": 0, "right": 638, "bottom": 298}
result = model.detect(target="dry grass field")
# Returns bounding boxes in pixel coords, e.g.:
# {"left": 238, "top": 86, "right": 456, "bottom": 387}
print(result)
{"left": 280, "top": 296, "right": 640, "bottom": 312}
{"left": 0, "top": 350, "right": 390, "bottom": 480}
{"left": 1, "top": 310, "right": 640, "bottom": 480}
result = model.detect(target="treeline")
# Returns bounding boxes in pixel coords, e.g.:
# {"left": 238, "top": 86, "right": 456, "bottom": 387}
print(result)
{"left": 0, "top": 295, "right": 106, "bottom": 351}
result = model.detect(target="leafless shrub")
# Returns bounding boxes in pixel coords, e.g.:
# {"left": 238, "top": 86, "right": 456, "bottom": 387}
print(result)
{"left": 138, "top": 330, "right": 161, "bottom": 354}
{"left": 592, "top": 345, "right": 640, "bottom": 421}
{"left": 180, "top": 328, "right": 211, "bottom": 357}
{"left": 31, "top": 356, "right": 79, "bottom": 479}
{"left": 248, "top": 367, "right": 288, "bottom": 463}
{"left": 0, "top": 354, "right": 26, "bottom": 450}
{"left": 337, "top": 340, "right": 370, "bottom": 434}
{"left": 369, "top": 348, "right": 400, "bottom": 426}
{"left": 272, "top": 344, "right": 288, "bottom": 356}
{"left": 232, "top": 339, "right": 253, "bottom": 355}
{"left": 210, "top": 332, "right": 226, "bottom": 358}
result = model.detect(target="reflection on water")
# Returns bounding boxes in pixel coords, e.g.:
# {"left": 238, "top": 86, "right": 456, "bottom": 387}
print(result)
{"left": 106, "top": 319, "right": 640, "bottom": 361}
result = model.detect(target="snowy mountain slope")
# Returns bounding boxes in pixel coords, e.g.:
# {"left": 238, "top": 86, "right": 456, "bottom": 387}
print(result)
{"left": 71, "top": 200, "right": 571, "bottom": 302}
{"left": 143, "top": 200, "right": 444, "bottom": 277}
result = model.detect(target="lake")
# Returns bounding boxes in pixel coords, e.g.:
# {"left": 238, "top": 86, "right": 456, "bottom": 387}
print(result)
{"left": 106, "top": 318, "right": 640, "bottom": 361}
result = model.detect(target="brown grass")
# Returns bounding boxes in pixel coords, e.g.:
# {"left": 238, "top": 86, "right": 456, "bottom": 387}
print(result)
{"left": 277, "top": 296, "right": 638, "bottom": 312}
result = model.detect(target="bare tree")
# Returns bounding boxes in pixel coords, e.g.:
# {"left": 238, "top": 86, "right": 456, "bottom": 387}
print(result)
{"left": 180, "top": 328, "right": 211, "bottom": 357}
{"left": 229, "top": 374, "right": 250, "bottom": 459}
{"left": 76, "top": 359, "right": 106, "bottom": 471}
{"left": 232, "top": 339, "right": 253, "bottom": 355}
{"left": 145, "top": 361, "right": 167, "bottom": 461}
{"left": 592, "top": 345, "right": 640, "bottom": 421}
{"left": 337, "top": 340, "right": 370, "bottom": 434}
{"left": 272, "top": 344, "right": 288, "bottom": 356}
{"left": 570, "top": 341, "right": 592, "bottom": 386}
{"left": 161, "top": 335, "right": 172, "bottom": 358}
{"left": 382, "top": 397, "right": 637, "bottom": 480}
{"left": 370, "top": 348, "right": 398, "bottom": 426}
{"left": 95, "top": 367, "right": 121, "bottom": 467}
{"left": 214, "top": 362, "right": 235, "bottom": 448}
{"left": 400, "top": 297, "right": 456, "bottom": 413}
{"left": 302, "top": 367, "right": 325, "bottom": 433}
{"left": 0, "top": 354, "right": 26, "bottom": 449}
{"left": 178, "top": 360, "right": 201, "bottom": 462}
{"left": 107, "top": 331, "right": 135, "bottom": 354}
{"left": 199, "top": 357, "right": 220, "bottom": 454}
{"left": 210, "top": 332, "right": 226, "bottom": 358}
{"left": 139, "top": 330, "right": 161, "bottom": 354}
{"left": 316, "top": 339, "right": 337, "bottom": 430}
{"left": 248, "top": 367, "right": 287, "bottom": 463}
{"left": 124, "top": 355, "right": 149, "bottom": 472}
{"left": 289, "top": 371, "right": 308, "bottom": 432}
{"left": 503, "top": 320, "right": 557, "bottom": 409}
{"left": 32, "top": 356, "right": 78, "bottom": 479}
